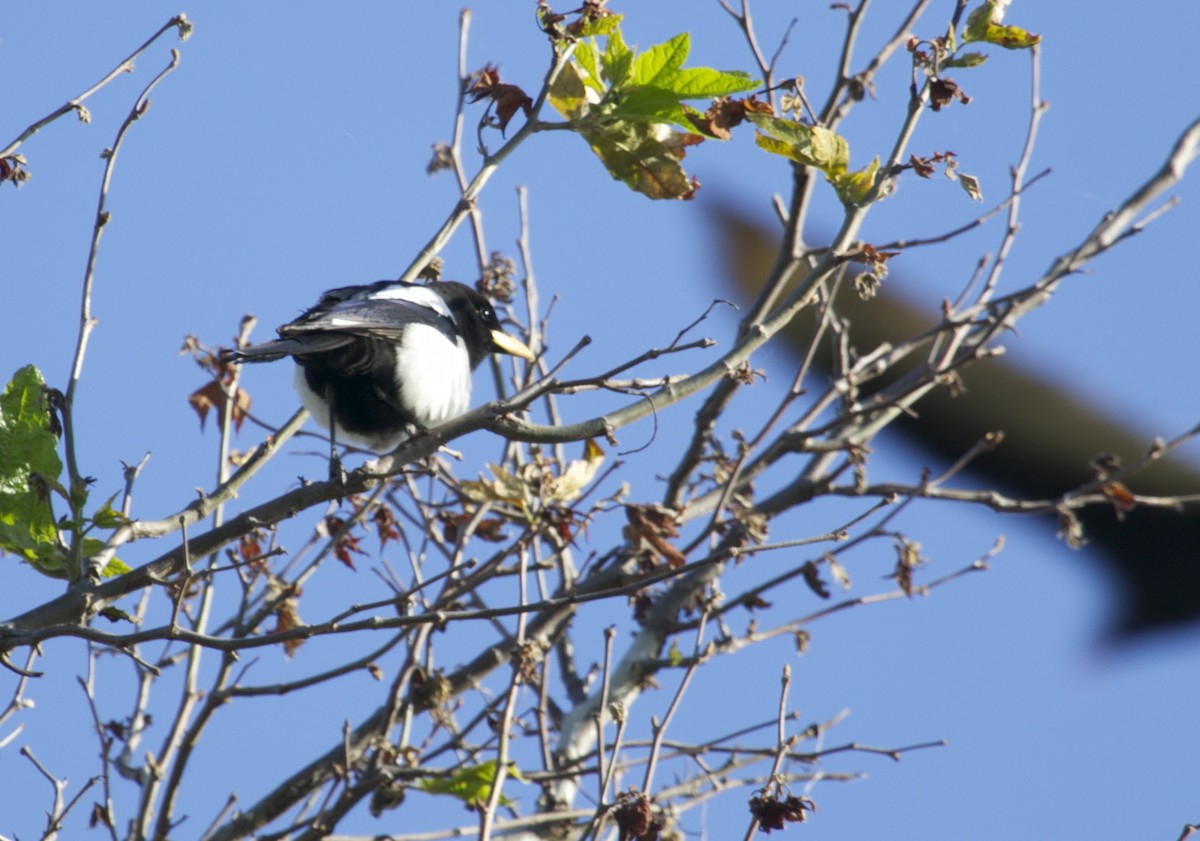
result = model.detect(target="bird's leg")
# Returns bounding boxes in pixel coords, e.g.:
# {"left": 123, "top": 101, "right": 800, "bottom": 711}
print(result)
{"left": 324, "top": 384, "right": 347, "bottom": 489}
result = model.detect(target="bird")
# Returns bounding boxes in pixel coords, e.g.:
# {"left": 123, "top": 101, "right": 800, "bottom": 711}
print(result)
{"left": 710, "top": 204, "right": 1200, "bottom": 639}
{"left": 229, "top": 280, "right": 535, "bottom": 454}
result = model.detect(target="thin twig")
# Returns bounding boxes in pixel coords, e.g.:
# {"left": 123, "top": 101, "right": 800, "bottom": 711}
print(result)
{"left": 64, "top": 49, "right": 180, "bottom": 580}
{"left": 0, "top": 16, "right": 190, "bottom": 159}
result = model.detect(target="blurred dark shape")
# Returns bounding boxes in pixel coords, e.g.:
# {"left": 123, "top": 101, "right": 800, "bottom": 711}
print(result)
{"left": 711, "top": 204, "right": 1200, "bottom": 639}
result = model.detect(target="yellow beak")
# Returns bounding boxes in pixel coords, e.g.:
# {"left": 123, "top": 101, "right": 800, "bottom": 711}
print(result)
{"left": 490, "top": 329, "right": 536, "bottom": 362}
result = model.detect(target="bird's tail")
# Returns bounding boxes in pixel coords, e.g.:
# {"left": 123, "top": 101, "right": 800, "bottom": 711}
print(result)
{"left": 224, "top": 334, "right": 353, "bottom": 363}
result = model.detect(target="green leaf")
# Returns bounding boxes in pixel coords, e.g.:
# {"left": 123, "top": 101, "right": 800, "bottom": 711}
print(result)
{"left": 963, "top": 1, "right": 1041, "bottom": 49}
{"left": 611, "top": 87, "right": 689, "bottom": 124}
{"left": 630, "top": 32, "right": 689, "bottom": 87}
{"left": 572, "top": 41, "right": 605, "bottom": 94}
{"left": 944, "top": 51, "right": 989, "bottom": 69}
{"left": 748, "top": 113, "right": 878, "bottom": 204}
{"left": 601, "top": 26, "right": 632, "bottom": 88}
{"left": 661, "top": 66, "right": 757, "bottom": 98}
{"left": 747, "top": 113, "right": 849, "bottom": 175}
{"left": 417, "top": 760, "right": 524, "bottom": 807}
{"left": 91, "top": 493, "right": 127, "bottom": 529}
{"left": 573, "top": 11, "right": 623, "bottom": 38}
{"left": 963, "top": 1, "right": 995, "bottom": 41}
{"left": 808, "top": 125, "right": 850, "bottom": 174}
{"left": 581, "top": 122, "right": 697, "bottom": 200}
{"left": 832, "top": 156, "right": 881, "bottom": 205}
{"left": 557, "top": 20, "right": 757, "bottom": 198}
{"left": 0, "top": 366, "right": 61, "bottom": 489}
{"left": 98, "top": 605, "right": 134, "bottom": 623}
{"left": 611, "top": 67, "right": 758, "bottom": 127}
{"left": 754, "top": 132, "right": 798, "bottom": 160}
{"left": 79, "top": 537, "right": 130, "bottom": 578}
{"left": 971, "top": 21, "right": 1041, "bottom": 49}
{"left": 745, "top": 112, "right": 809, "bottom": 147}
{"left": 0, "top": 365, "right": 68, "bottom": 577}
{"left": 100, "top": 556, "right": 132, "bottom": 577}
{"left": 548, "top": 60, "right": 590, "bottom": 120}
{"left": 666, "top": 640, "right": 683, "bottom": 667}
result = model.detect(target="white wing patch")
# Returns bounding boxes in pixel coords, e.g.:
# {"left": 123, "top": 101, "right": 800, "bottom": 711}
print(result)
{"left": 366, "top": 284, "right": 453, "bottom": 319}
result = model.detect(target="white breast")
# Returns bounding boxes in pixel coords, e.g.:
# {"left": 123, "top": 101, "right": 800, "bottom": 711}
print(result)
{"left": 392, "top": 324, "right": 472, "bottom": 426}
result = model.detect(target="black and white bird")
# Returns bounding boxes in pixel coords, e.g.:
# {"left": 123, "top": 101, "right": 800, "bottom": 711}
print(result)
{"left": 230, "top": 280, "right": 535, "bottom": 453}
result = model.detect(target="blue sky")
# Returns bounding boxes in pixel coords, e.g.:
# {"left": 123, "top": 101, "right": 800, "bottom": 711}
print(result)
{"left": 3, "top": 3, "right": 1199, "bottom": 839}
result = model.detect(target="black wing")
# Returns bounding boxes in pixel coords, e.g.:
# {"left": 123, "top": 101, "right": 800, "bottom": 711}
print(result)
{"left": 280, "top": 297, "right": 455, "bottom": 345}
{"left": 232, "top": 292, "right": 455, "bottom": 362}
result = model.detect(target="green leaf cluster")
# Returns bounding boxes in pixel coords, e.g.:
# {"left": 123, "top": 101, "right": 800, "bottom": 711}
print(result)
{"left": 0, "top": 365, "right": 129, "bottom": 580}
{"left": 962, "top": 1, "right": 1041, "bottom": 50}
{"left": 0, "top": 365, "right": 65, "bottom": 576}
{"left": 747, "top": 112, "right": 879, "bottom": 206}
{"left": 748, "top": 113, "right": 848, "bottom": 172}
{"left": 417, "top": 760, "right": 526, "bottom": 808}
{"left": 564, "top": 28, "right": 757, "bottom": 130}
{"left": 548, "top": 20, "right": 758, "bottom": 199}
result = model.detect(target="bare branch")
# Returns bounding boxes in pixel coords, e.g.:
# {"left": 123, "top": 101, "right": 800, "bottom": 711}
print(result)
{"left": 0, "top": 16, "right": 190, "bottom": 160}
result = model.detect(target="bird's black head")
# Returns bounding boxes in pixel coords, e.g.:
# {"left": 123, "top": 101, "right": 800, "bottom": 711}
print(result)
{"left": 432, "top": 281, "right": 534, "bottom": 368}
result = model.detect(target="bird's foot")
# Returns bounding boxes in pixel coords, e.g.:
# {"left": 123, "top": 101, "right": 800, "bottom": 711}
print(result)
{"left": 328, "top": 451, "right": 348, "bottom": 500}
